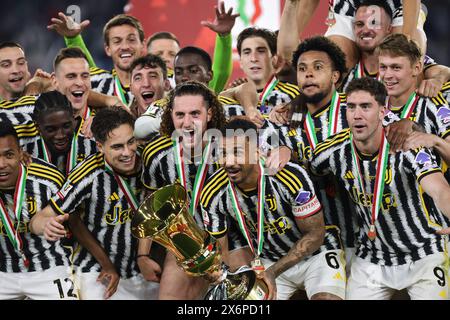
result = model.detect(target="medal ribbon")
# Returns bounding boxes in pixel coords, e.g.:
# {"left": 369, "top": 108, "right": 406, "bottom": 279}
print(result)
{"left": 228, "top": 158, "right": 266, "bottom": 259}
{"left": 173, "top": 137, "right": 211, "bottom": 216}
{"left": 350, "top": 129, "right": 390, "bottom": 240}
{"left": 259, "top": 75, "right": 279, "bottom": 106}
{"left": 304, "top": 90, "right": 341, "bottom": 150}
{"left": 104, "top": 161, "right": 139, "bottom": 211}
{"left": 66, "top": 121, "right": 83, "bottom": 174}
{"left": 113, "top": 74, "right": 129, "bottom": 108}
{"left": 0, "top": 163, "right": 29, "bottom": 266}
{"left": 398, "top": 92, "right": 419, "bottom": 120}
{"left": 40, "top": 129, "right": 79, "bottom": 176}
{"left": 354, "top": 59, "right": 381, "bottom": 81}
{"left": 82, "top": 105, "right": 91, "bottom": 120}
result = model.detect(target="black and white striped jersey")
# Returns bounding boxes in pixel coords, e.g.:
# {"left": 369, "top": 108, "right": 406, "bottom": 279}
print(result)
{"left": 280, "top": 93, "right": 358, "bottom": 250}
{"left": 0, "top": 158, "right": 70, "bottom": 272}
{"left": 218, "top": 81, "right": 300, "bottom": 117}
{"left": 200, "top": 162, "right": 327, "bottom": 263}
{"left": 218, "top": 96, "right": 245, "bottom": 119}
{"left": 383, "top": 93, "right": 450, "bottom": 139}
{"left": 311, "top": 129, "right": 448, "bottom": 266}
{"left": 0, "top": 111, "right": 33, "bottom": 126}
{"left": 167, "top": 68, "right": 176, "bottom": 89}
{"left": 332, "top": 0, "right": 402, "bottom": 18}
{"left": 89, "top": 67, "right": 133, "bottom": 106}
{"left": 260, "top": 81, "right": 300, "bottom": 114}
{"left": 441, "top": 81, "right": 450, "bottom": 106}
{"left": 49, "top": 153, "right": 145, "bottom": 279}
{"left": 341, "top": 55, "right": 438, "bottom": 92}
{"left": 0, "top": 95, "right": 36, "bottom": 116}
{"left": 141, "top": 135, "right": 221, "bottom": 228}
{"left": 15, "top": 119, "right": 97, "bottom": 177}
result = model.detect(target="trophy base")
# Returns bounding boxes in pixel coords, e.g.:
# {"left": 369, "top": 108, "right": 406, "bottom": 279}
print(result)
{"left": 243, "top": 270, "right": 269, "bottom": 300}
{"left": 204, "top": 268, "right": 269, "bottom": 300}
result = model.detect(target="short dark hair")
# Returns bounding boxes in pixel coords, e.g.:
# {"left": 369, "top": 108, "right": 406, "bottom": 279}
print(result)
{"left": 345, "top": 77, "right": 387, "bottom": 106}
{"left": 378, "top": 33, "right": 422, "bottom": 65}
{"left": 0, "top": 119, "right": 19, "bottom": 147}
{"left": 356, "top": 0, "right": 393, "bottom": 20}
{"left": 53, "top": 47, "right": 89, "bottom": 71}
{"left": 103, "top": 14, "right": 145, "bottom": 45}
{"left": 0, "top": 41, "right": 24, "bottom": 52}
{"left": 220, "top": 116, "right": 258, "bottom": 136}
{"left": 91, "top": 106, "right": 135, "bottom": 143}
{"left": 130, "top": 54, "right": 168, "bottom": 80}
{"left": 175, "top": 46, "right": 212, "bottom": 71}
{"left": 33, "top": 91, "right": 74, "bottom": 123}
{"left": 160, "top": 81, "right": 226, "bottom": 136}
{"left": 237, "top": 27, "right": 277, "bottom": 56}
{"left": 147, "top": 31, "right": 180, "bottom": 48}
{"left": 292, "top": 36, "right": 347, "bottom": 83}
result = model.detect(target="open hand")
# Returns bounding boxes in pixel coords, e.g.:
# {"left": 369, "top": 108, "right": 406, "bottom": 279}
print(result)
{"left": 47, "top": 12, "right": 90, "bottom": 38}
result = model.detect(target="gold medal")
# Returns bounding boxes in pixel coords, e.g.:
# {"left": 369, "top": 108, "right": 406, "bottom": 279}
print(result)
{"left": 251, "top": 257, "right": 265, "bottom": 273}
{"left": 368, "top": 224, "right": 376, "bottom": 241}
{"left": 325, "top": 9, "right": 336, "bottom": 27}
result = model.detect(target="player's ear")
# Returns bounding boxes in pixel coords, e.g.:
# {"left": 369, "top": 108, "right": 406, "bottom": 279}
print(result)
{"left": 96, "top": 141, "right": 104, "bottom": 154}
{"left": 51, "top": 72, "right": 58, "bottom": 90}
{"left": 17, "top": 147, "right": 24, "bottom": 163}
{"left": 104, "top": 43, "right": 112, "bottom": 58}
{"left": 331, "top": 70, "right": 340, "bottom": 85}
{"left": 379, "top": 104, "right": 385, "bottom": 121}
{"left": 207, "top": 107, "right": 212, "bottom": 123}
{"left": 163, "top": 79, "right": 171, "bottom": 91}
{"left": 412, "top": 60, "right": 422, "bottom": 78}
{"left": 205, "top": 70, "right": 213, "bottom": 83}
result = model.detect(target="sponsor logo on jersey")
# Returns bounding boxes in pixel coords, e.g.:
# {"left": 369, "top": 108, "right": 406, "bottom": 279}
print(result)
{"left": 437, "top": 106, "right": 450, "bottom": 124}
{"left": 415, "top": 150, "right": 433, "bottom": 167}
{"left": 295, "top": 190, "right": 311, "bottom": 204}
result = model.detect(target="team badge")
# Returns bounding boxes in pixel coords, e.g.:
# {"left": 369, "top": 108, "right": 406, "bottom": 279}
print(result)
{"left": 57, "top": 180, "right": 73, "bottom": 200}
{"left": 145, "top": 105, "right": 161, "bottom": 118}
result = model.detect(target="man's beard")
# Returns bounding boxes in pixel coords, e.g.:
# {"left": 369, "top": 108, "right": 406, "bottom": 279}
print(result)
{"left": 303, "top": 91, "right": 327, "bottom": 104}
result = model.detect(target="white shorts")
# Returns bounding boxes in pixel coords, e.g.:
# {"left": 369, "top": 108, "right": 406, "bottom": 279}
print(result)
{"left": 347, "top": 253, "right": 449, "bottom": 300}
{"left": 344, "top": 247, "right": 356, "bottom": 278}
{"left": 262, "top": 249, "right": 346, "bottom": 300}
{"left": 324, "top": 13, "right": 356, "bottom": 41}
{"left": 77, "top": 271, "right": 159, "bottom": 300}
{"left": 0, "top": 266, "right": 78, "bottom": 300}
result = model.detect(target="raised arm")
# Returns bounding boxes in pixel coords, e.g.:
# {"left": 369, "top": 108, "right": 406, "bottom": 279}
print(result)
{"left": 201, "top": 1, "right": 239, "bottom": 93}
{"left": 277, "top": 0, "right": 301, "bottom": 69}
{"left": 296, "top": 0, "right": 320, "bottom": 36}
{"left": 392, "top": 0, "right": 426, "bottom": 56}
{"left": 47, "top": 12, "right": 96, "bottom": 67}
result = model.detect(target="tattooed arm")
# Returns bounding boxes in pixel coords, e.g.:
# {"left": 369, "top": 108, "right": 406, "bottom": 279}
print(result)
{"left": 265, "top": 211, "right": 325, "bottom": 278}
